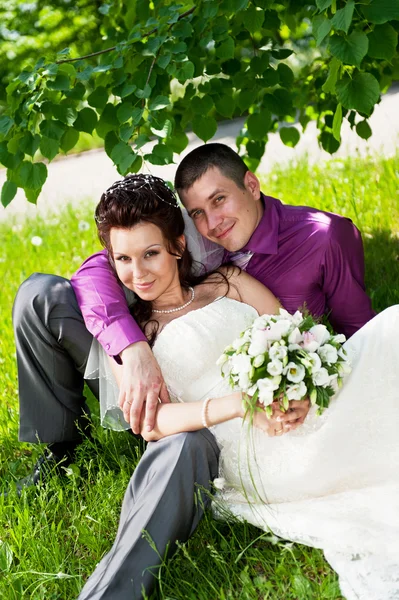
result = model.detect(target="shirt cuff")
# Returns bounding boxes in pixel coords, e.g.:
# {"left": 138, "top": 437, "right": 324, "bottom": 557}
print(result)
{"left": 96, "top": 316, "right": 147, "bottom": 357}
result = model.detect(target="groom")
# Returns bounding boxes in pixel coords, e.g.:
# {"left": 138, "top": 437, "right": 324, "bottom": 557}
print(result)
{"left": 12, "top": 143, "right": 374, "bottom": 598}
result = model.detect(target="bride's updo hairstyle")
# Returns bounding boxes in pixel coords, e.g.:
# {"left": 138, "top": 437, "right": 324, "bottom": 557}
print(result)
{"left": 95, "top": 173, "right": 214, "bottom": 340}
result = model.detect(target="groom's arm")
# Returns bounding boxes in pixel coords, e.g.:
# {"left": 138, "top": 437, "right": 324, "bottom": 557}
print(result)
{"left": 71, "top": 251, "right": 170, "bottom": 433}
{"left": 321, "top": 217, "right": 375, "bottom": 338}
{"left": 71, "top": 250, "right": 146, "bottom": 355}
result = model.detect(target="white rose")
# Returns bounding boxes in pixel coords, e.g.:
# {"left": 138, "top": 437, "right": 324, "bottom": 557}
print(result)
{"left": 291, "top": 310, "right": 304, "bottom": 326}
{"left": 308, "top": 352, "right": 322, "bottom": 373}
{"left": 277, "top": 308, "right": 303, "bottom": 326}
{"left": 312, "top": 367, "right": 330, "bottom": 387}
{"left": 309, "top": 324, "right": 330, "bottom": 346}
{"left": 232, "top": 336, "right": 248, "bottom": 351}
{"left": 213, "top": 477, "right": 226, "bottom": 490}
{"left": 247, "top": 383, "right": 258, "bottom": 396}
{"left": 267, "top": 359, "right": 283, "bottom": 376}
{"left": 248, "top": 329, "right": 270, "bottom": 356}
{"left": 318, "top": 344, "right": 338, "bottom": 364}
{"left": 337, "top": 361, "right": 352, "bottom": 376}
{"left": 239, "top": 371, "right": 251, "bottom": 391}
{"left": 253, "top": 354, "right": 265, "bottom": 368}
{"left": 269, "top": 343, "right": 288, "bottom": 361}
{"left": 301, "top": 331, "right": 320, "bottom": 352}
{"left": 331, "top": 333, "right": 346, "bottom": 344}
{"left": 261, "top": 319, "right": 292, "bottom": 341}
{"left": 288, "top": 327, "right": 303, "bottom": 345}
{"left": 257, "top": 379, "right": 276, "bottom": 406}
{"left": 216, "top": 353, "right": 229, "bottom": 366}
{"left": 231, "top": 354, "right": 252, "bottom": 375}
{"left": 284, "top": 361, "right": 306, "bottom": 383}
{"left": 286, "top": 381, "right": 307, "bottom": 401}
{"left": 253, "top": 315, "right": 272, "bottom": 329}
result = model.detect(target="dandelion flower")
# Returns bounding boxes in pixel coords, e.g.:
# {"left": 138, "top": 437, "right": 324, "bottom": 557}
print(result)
{"left": 31, "top": 236, "right": 43, "bottom": 246}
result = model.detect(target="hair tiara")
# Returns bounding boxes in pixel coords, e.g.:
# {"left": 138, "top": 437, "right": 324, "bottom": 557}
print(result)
{"left": 103, "top": 174, "right": 180, "bottom": 209}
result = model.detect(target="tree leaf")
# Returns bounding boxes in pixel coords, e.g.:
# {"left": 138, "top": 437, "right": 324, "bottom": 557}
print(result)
{"left": 277, "top": 63, "right": 294, "bottom": 87}
{"left": 0, "top": 116, "right": 14, "bottom": 137}
{"left": 60, "top": 128, "right": 79, "bottom": 153}
{"left": 332, "top": 102, "right": 342, "bottom": 141}
{"left": 329, "top": 31, "right": 368, "bottom": 67}
{"left": 356, "top": 120, "right": 372, "bottom": 140}
{"left": 243, "top": 5, "right": 265, "bottom": 34}
{"left": 74, "top": 108, "right": 98, "bottom": 134}
{"left": 168, "top": 129, "right": 189, "bottom": 154}
{"left": 119, "top": 123, "right": 135, "bottom": 143}
{"left": 20, "top": 132, "right": 40, "bottom": 157}
{"left": 322, "top": 57, "right": 341, "bottom": 93}
{"left": 316, "top": 0, "right": 332, "bottom": 10}
{"left": 117, "top": 102, "right": 134, "bottom": 124}
{"left": 215, "top": 94, "right": 235, "bottom": 118}
{"left": 158, "top": 54, "right": 171, "bottom": 69}
{"left": 191, "top": 96, "right": 214, "bottom": 115}
{"left": 110, "top": 142, "right": 137, "bottom": 175}
{"left": 367, "top": 24, "right": 398, "bottom": 61}
{"left": 40, "top": 136, "right": 59, "bottom": 161}
{"left": 1, "top": 180, "right": 17, "bottom": 207}
{"left": 247, "top": 111, "right": 272, "bottom": 141}
{"left": 52, "top": 105, "right": 77, "bottom": 126}
{"left": 331, "top": 0, "right": 355, "bottom": 34}
{"left": 25, "top": 188, "right": 41, "bottom": 204}
{"left": 148, "top": 95, "right": 170, "bottom": 111}
{"left": 47, "top": 74, "right": 70, "bottom": 91}
{"left": 361, "top": 0, "right": 399, "bottom": 24}
{"left": 192, "top": 115, "right": 217, "bottom": 142}
{"left": 87, "top": 86, "right": 109, "bottom": 110}
{"left": 175, "top": 61, "right": 195, "bottom": 83}
{"left": 135, "top": 84, "right": 151, "bottom": 99}
{"left": 336, "top": 72, "right": 380, "bottom": 116}
{"left": 217, "top": 36, "right": 235, "bottom": 60}
{"left": 320, "top": 130, "right": 340, "bottom": 153}
{"left": 315, "top": 18, "right": 332, "bottom": 46}
{"left": 279, "top": 126, "right": 300, "bottom": 147}
{"left": 39, "top": 120, "right": 66, "bottom": 140}
{"left": 18, "top": 161, "right": 47, "bottom": 189}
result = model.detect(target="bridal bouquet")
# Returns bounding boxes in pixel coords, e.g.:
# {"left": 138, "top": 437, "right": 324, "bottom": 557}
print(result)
{"left": 217, "top": 309, "right": 352, "bottom": 415}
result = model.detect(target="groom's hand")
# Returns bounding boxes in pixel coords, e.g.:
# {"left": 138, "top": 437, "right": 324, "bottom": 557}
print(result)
{"left": 119, "top": 342, "right": 170, "bottom": 434}
{"left": 275, "top": 399, "right": 310, "bottom": 432}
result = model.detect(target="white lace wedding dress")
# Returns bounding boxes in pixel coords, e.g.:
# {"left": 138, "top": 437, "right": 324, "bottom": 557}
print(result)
{"left": 86, "top": 298, "right": 399, "bottom": 599}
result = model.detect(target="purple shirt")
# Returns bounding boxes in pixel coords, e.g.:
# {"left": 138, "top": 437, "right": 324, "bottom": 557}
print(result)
{"left": 71, "top": 195, "right": 375, "bottom": 356}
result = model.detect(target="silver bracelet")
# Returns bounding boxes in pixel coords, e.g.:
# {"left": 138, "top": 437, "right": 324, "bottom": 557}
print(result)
{"left": 201, "top": 397, "right": 212, "bottom": 428}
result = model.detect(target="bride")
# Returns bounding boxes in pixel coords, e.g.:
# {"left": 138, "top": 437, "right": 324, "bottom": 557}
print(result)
{"left": 86, "top": 174, "right": 399, "bottom": 600}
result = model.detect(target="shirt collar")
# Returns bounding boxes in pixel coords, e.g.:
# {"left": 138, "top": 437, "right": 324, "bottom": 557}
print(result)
{"left": 240, "top": 194, "right": 280, "bottom": 255}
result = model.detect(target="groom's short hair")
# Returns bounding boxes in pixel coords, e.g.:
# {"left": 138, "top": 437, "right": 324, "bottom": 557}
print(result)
{"left": 175, "top": 143, "right": 248, "bottom": 192}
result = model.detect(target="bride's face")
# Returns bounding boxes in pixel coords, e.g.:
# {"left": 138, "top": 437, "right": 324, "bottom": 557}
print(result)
{"left": 110, "top": 222, "right": 182, "bottom": 301}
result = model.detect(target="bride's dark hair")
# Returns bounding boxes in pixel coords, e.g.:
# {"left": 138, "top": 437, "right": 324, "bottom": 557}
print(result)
{"left": 95, "top": 174, "right": 227, "bottom": 344}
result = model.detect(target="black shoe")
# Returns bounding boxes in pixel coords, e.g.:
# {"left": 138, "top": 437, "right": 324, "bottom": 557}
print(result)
{"left": 3, "top": 447, "right": 75, "bottom": 497}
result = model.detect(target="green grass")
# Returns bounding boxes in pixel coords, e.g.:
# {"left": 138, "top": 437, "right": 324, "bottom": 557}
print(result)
{"left": 0, "top": 153, "right": 398, "bottom": 599}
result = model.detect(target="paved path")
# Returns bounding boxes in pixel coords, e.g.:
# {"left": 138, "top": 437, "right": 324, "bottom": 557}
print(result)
{"left": 1, "top": 86, "right": 398, "bottom": 222}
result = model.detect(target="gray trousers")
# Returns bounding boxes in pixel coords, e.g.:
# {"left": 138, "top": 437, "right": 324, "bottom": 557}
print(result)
{"left": 13, "top": 273, "right": 98, "bottom": 443}
{"left": 13, "top": 273, "right": 220, "bottom": 599}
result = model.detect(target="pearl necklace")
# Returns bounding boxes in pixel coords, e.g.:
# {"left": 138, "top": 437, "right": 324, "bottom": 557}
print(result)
{"left": 152, "top": 287, "right": 195, "bottom": 314}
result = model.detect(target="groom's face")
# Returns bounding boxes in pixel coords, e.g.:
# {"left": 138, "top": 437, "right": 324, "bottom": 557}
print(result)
{"left": 179, "top": 167, "right": 263, "bottom": 252}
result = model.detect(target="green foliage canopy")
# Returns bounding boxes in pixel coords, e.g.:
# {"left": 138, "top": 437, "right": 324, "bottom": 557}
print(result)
{"left": 0, "top": 0, "right": 398, "bottom": 207}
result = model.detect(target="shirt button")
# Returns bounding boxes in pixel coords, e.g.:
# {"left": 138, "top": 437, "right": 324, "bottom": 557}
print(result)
{"left": 105, "top": 344, "right": 110, "bottom": 351}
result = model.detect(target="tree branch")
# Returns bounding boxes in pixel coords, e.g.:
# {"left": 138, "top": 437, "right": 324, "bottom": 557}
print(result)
{"left": 56, "top": 6, "right": 196, "bottom": 64}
